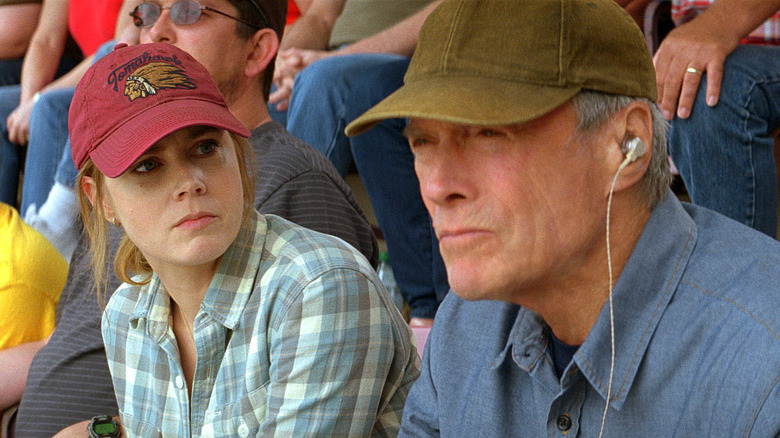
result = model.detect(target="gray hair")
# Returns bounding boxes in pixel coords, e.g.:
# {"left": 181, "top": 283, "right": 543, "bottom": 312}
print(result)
{"left": 571, "top": 90, "right": 671, "bottom": 209}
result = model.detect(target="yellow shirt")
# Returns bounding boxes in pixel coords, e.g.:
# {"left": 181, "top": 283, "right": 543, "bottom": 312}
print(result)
{"left": 0, "top": 203, "right": 68, "bottom": 350}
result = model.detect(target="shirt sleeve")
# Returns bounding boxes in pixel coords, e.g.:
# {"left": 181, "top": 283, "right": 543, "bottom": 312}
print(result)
{"left": 748, "top": 374, "right": 780, "bottom": 437}
{"left": 399, "top": 325, "right": 441, "bottom": 438}
{"left": 260, "top": 266, "right": 396, "bottom": 436}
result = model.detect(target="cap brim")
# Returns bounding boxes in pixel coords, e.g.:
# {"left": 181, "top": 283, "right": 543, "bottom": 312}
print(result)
{"left": 345, "top": 75, "right": 581, "bottom": 137}
{"left": 90, "top": 98, "right": 251, "bottom": 178}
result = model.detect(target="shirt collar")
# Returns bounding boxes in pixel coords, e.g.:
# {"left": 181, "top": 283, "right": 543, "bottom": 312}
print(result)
{"left": 575, "top": 190, "right": 697, "bottom": 409}
{"left": 501, "top": 190, "right": 698, "bottom": 409}
{"left": 129, "top": 211, "right": 267, "bottom": 336}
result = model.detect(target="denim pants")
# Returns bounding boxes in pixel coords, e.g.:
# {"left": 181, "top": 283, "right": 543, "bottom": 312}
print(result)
{"left": 0, "top": 85, "right": 23, "bottom": 206}
{"left": 18, "top": 40, "right": 116, "bottom": 211}
{"left": 669, "top": 44, "right": 780, "bottom": 238}
{"left": 20, "top": 87, "right": 75, "bottom": 212}
{"left": 270, "top": 53, "right": 449, "bottom": 318}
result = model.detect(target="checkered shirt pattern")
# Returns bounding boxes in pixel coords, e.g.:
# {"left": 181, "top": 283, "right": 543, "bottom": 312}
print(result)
{"left": 672, "top": 0, "right": 780, "bottom": 44}
{"left": 102, "top": 211, "right": 420, "bottom": 437}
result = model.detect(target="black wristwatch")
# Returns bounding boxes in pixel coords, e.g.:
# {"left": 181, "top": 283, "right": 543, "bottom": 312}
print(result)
{"left": 88, "top": 415, "right": 121, "bottom": 438}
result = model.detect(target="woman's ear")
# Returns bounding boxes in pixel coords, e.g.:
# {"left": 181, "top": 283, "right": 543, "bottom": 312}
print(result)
{"left": 81, "top": 176, "right": 99, "bottom": 207}
{"left": 82, "top": 176, "right": 116, "bottom": 224}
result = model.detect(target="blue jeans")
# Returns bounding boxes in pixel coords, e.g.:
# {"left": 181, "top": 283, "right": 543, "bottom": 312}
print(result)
{"left": 0, "top": 54, "right": 80, "bottom": 207}
{"left": 271, "top": 54, "right": 449, "bottom": 318}
{"left": 0, "top": 85, "right": 23, "bottom": 206}
{"left": 20, "top": 40, "right": 116, "bottom": 208}
{"left": 20, "top": 87, "right": 75, "bottom": 212}
{"left": 669, "top": 44, "right": 780, "bottom": 238}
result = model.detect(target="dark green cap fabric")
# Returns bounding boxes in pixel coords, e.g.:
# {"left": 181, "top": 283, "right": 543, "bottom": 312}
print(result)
{"left": 345, "top": 0, "right": 657, "bottom": 136}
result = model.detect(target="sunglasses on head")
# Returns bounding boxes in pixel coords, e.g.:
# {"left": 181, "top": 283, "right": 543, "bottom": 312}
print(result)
{"left": 131, "top": 0, "right": 268, "bottom": 30}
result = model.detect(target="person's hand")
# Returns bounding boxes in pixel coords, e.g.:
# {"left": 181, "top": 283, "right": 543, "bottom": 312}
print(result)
{"left": 52, "top": 420, "right": 91, "bottom": 437}
{"left": 6, "top": 99, "right": 35, "bottom": 145}
{"left": 652, "top": 17, "right": 739, "bottom": 120}
{"left": 269, "top": 48, "right": 334, "bottom": 111}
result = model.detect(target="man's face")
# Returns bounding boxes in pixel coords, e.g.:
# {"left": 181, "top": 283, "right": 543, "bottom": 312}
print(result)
{"left": 405, "top": 103, "right": 613, "bottom": 304}
{"left": 138, "top": 0, "right": 250, "bottom": 104}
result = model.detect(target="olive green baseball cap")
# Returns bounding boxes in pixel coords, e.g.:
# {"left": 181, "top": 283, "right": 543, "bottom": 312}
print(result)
{"left": 345, "top": 0, "right": 656, "bottom": 136}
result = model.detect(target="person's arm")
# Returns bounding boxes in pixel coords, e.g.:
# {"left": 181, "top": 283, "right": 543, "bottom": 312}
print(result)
{"left": 653, "top": 0, "right": 780, "bottom": 120}
{"left": 52, "top": 416, "right": 123, "bottom": 437}
{"left": 0, "top": 3, "right": 42, "bottom": 59}
{"left": 335, "top": 0, "right": 441, "bottom": 57}
{"left": 278, "top": 0, "right": 346, "bottom": 52}
{"left": 5, "top": 0, "right": 70, "bottom": 145}
{"left": 0, "top": 335, "right": 49, "bottom": 411}
{"left": 270, "top": 0, "right": 442, "bottom": 110}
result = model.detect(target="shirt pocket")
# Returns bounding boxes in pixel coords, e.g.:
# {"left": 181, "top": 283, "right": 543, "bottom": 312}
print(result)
{"left": 120, "top": 413, "right": 163, "bottom": 438}
{"left": 207, "top": 382, "right": 269, "bottom": 437}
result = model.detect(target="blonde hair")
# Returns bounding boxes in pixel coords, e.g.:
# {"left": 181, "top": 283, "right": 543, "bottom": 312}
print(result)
{"left": 77, "top": 132, "right": 256, "bottom": 304}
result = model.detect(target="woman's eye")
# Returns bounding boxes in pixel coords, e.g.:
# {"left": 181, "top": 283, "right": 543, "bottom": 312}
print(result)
{"left": 195, "top": 140, "right": 218, "bottom": 156}
{"left": 134, "top": 158, "right": 159, "bottom": 173}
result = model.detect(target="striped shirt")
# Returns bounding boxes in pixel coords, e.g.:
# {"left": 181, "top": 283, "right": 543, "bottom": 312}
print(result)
{"left": 102, "top": 212, "right": 420, "bottom": 437}
{"left": 672, "top": 0, "right": 780, "bottom": 44}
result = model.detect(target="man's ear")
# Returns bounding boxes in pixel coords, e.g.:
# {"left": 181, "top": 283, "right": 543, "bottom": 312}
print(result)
{"left": 81, "top": 176, "right": 116, "bottom": 224}
{"left": 604, "top": 101, "right": 653, "bottom": 195}
{"left": 245, "top": 28, "right": 279, "bottom": 79}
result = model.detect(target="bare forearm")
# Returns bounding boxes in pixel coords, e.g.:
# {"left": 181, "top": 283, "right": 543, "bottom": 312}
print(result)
{"left": 336, "top": 0, "right": 442, "bottom": 57}
{"left": 42, "top": 54, "right": 94, "bottom": 90}
{"left": 19, "top": 0, "right": 70, "bottom": 104}
{"left": 0, "top": 337, "right": 48, "bottom": 410}
{"left": 280, "top": 13, "right": 333, "bottom": 51}
{"left": 695, "top": 0, "right": 780, "bottom": 46}
{"left": 280, "top": 0, "right": 346, "bottom": 51}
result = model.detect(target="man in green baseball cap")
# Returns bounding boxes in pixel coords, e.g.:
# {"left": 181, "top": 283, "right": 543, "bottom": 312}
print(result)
{"left": 347, "top": 0, "right": 780, "bottom": 436}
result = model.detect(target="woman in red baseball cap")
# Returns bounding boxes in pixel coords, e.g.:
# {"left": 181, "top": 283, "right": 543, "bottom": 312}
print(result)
{"left": 69, "top": 42, "right": 419, "bottom": 437}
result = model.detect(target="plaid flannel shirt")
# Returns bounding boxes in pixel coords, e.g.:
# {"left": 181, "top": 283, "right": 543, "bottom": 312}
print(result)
{"left": 672, "top": 0, "right": 780, "bottom": 44}
{"left": 102, "top": 211, "right": 420, "bottom": 437}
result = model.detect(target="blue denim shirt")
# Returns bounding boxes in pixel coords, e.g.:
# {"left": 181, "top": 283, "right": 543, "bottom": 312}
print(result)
{"left": 400, "top": 191, "right": 780, "bottom": 437}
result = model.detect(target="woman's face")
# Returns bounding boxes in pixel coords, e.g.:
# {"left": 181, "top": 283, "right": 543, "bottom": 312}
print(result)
{"left": 86, "top": 126, "right": 245, "bottom": 275}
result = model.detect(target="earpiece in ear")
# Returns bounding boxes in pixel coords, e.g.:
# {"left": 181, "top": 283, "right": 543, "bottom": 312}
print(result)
{"left": 622, "top": 137, "right": 646, "bottom": 165}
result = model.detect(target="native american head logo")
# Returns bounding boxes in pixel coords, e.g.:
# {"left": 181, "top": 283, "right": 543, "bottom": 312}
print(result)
{"left": 123, "top": 62, "right": 195, "bottom": 101}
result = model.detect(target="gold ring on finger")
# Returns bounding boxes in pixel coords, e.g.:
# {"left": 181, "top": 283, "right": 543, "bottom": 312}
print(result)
{"left": 685, "top": 67, "right": 703, "bottom": 75}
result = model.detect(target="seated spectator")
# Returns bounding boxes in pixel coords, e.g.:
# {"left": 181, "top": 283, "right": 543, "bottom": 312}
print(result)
{"left": 22, "top": 0, "right": 308, "bottom": 263}
{"left": 0, "top": 202, "right": 66, "bottom": 414}
{"left": 271, "top": 0, "right": 447, "bottom": 326}
{"left": 0, "top": 0, "right": 81, "bottom": 87}
{"left": 654, "top": 0, "right": 780, "bottom": 238}
{"left": 0, "top": 0, "right": 40, "bottom": 85}
{"left": 12, "top": 1, "right": 381, "bottom": 435}
{"left": 71, "top": 41, "right": 418, "bottom": 436}
{"left": 347, "top": 0, "right": 780, "bottom": 435}
{"left": 0, "top": 0, "right": 123, "bottom": 208}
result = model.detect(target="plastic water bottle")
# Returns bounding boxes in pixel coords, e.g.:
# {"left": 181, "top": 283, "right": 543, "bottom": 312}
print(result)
{"left": 377, "top": 251, "right": 404, "bottom": 313}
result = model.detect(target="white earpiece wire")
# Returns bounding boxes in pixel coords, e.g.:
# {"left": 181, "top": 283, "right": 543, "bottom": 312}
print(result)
{"left": 599, "top": 142, "right": 640, "bottom": 438}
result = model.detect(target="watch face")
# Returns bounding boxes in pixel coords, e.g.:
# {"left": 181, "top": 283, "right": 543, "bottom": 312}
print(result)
{"left": 93, "top": 422, "right": 117, "bottom": 434}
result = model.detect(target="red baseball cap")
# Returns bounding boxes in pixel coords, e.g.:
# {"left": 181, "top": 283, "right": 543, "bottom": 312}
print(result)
{"left": 69, "top": 42, "right": 250, "bottom": 178}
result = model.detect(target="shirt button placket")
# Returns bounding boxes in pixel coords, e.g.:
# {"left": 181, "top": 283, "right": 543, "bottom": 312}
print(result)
{"left": 238, "top": 421, "right": 249, "bottom": 437}
{"left": 556, "top": 413, "right": 572, "bottom": 432}
{"left": 175, "top": 374, "right": 185, "bottom": 390}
